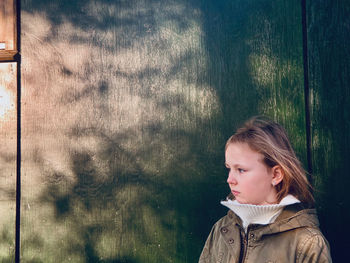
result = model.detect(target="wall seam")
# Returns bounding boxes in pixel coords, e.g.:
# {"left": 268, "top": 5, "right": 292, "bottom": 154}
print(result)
{"left": 15, "top": 0, "right": 21, "bottom": 261}
{"left": 301, "top": 0, "right": 313, "bottom": 181}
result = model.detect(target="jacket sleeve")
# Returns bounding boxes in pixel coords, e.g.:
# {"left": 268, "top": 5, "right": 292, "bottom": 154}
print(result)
{"left": 297, "top": 234, "right": 332, "bottom": 263}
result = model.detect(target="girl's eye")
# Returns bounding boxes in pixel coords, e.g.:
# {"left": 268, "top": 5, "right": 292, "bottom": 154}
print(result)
{"left": 238, "top": 168, "right": 245, "bottom": 173}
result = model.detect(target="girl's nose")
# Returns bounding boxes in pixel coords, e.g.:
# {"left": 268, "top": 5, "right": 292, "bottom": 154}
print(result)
{"left": 227, "top": 171, "right": 237, "bottom": 185}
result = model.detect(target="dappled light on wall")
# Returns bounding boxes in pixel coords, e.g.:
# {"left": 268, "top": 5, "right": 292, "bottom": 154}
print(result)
{"left": 16, "top": 0, "right": 329, "bottom": 262}
{"left": 0, "top": 84, "right": 14, "bottom": 119}
{"left": 20, "top": 1, "right": 223, "bottom": 262}
{"left": 0, "top": 63, "right": 15, "bottom": 122}
{"left": 0, "top": 63, "right": 16, "bottom": 262}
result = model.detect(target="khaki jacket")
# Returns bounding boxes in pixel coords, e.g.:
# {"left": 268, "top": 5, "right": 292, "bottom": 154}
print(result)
{"left": 199, "top": 204, "right": 332, "bottom": 263}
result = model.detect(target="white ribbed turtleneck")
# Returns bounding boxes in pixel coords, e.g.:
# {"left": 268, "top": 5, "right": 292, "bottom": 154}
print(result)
{"left": 220, "top": 195, "right": 300, "bottom": 232}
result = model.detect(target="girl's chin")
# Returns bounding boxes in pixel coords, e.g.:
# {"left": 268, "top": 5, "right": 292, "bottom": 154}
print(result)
{"left": 234, "top": 198, "right": 248, "bottom": 204}
{"left": 235, "top": 198, "right": 263, "bottom": 205}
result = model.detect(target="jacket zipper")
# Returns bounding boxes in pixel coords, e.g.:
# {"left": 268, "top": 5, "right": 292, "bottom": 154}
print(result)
{"left": 241, "top": 235, "right": 248, "bottom": 263}
{"left": 239, "top": 228, "right": 249, "bottom": 263}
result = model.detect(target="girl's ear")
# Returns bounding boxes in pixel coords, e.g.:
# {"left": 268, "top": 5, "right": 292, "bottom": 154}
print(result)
{"left": 271, "top": 165, "right": 284, "bottom": 186}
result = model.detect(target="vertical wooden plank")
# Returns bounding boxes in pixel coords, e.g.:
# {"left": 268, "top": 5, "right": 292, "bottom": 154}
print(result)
{"left": 21, "top": 1, "right": 224, "bottom": 261}
{"left": 21, "top": 0, "right": 305, "bottom": 262}
{"left": 0, "top": 63, "right": 16, "bottom": 262}
{"left": 307, "top": 0, "right": 350, "bottom": 261}
{"left": 198, "top": 0, "right": 306, "bottom": 257}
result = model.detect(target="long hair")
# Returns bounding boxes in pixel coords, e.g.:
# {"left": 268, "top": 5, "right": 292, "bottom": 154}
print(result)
{"left": 226, "top": 116, "right": 314, "bottom": 206}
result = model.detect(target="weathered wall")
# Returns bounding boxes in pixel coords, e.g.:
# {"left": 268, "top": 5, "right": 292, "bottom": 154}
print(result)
{"left": 307, "top": 0, "right": 350, "bottom": 261}
{"left": 6, "top": 0, "right": 350, "bottom": 262}
{"left": 19, "top": 0, "right": 306, "bottom": 262}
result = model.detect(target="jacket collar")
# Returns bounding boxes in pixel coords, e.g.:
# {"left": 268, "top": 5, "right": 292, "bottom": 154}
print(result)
{"left": 221, "top": 195, "right": 301, "bottom": 232}
{"left": 226, "top": 203, "right": 319, "bottom": 239}
{"left": 265, "top": 203, "right": 319, "bottom": 233}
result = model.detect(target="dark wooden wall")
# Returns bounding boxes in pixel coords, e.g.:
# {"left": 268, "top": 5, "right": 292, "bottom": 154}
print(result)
{"left": 307, "top": 1, "right": 350, "bottom": 261}
{"left": 0, "top": 0, "right": 348, "bottom": 262}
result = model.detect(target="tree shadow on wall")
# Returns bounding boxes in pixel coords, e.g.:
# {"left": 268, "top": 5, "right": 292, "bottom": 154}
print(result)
{"left": 34, "top": 122, "right": 228, "bottom": 262}
{"left": 21, "top": 0, "right": 307, "bottom": 262}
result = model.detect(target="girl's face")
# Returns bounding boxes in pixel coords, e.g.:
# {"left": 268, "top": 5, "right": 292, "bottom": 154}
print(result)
{"left": 225, "top": 142, "right": 278, "bottom": 205}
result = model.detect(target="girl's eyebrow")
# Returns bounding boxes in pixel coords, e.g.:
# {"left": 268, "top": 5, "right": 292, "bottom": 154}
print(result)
{"left": 225, "top": 163, "right": 244, "bottom": 168}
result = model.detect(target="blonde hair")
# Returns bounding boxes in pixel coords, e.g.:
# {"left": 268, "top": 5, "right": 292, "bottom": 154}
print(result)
{"left": 226, "top": 116, "right": 314, "bottom": 206}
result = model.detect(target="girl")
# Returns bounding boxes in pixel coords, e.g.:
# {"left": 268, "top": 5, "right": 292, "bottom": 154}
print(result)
{"left": 199, "top": 117, "right": 332, "bottom": 263}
